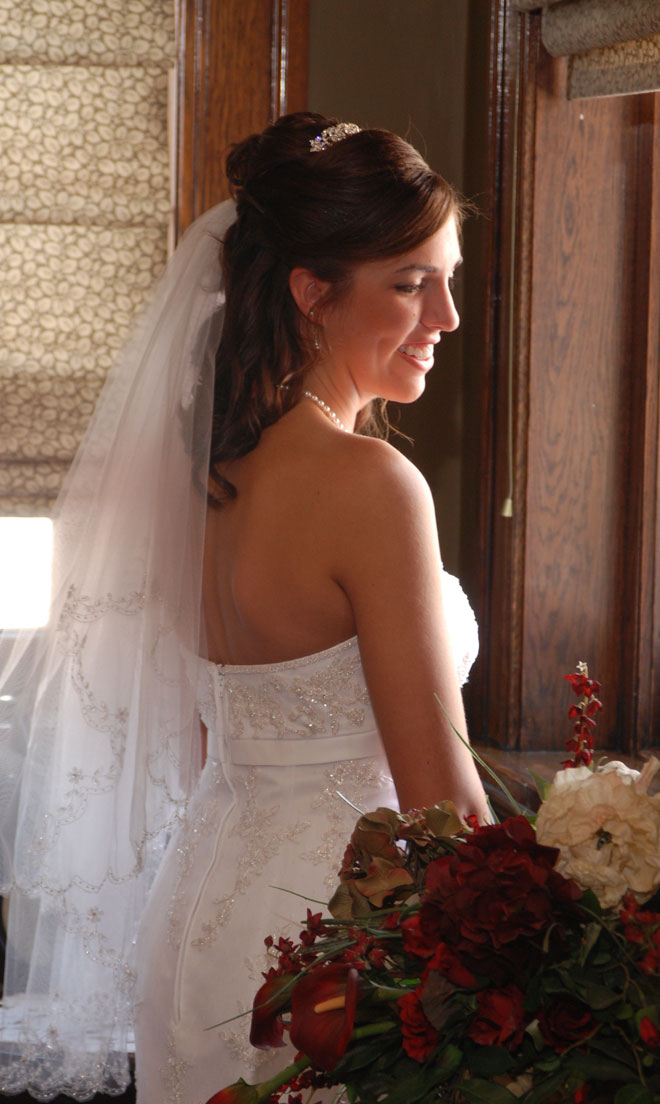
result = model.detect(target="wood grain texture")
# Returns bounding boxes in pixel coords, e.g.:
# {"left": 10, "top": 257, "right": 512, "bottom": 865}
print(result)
{"left": 629, "top": 92, "right": 660, "bottom": 748}
{"left": 520, "top": 59, "right": 651, "bottom": 750}
{"left": 174, "top": 0, "right": 309, "bottom": 238}
{"left": 468, "top": 0, "right": 660, "bottom": 755}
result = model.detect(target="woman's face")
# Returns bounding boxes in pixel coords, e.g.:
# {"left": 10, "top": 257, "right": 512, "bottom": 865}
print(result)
{"left": 321, "top": 216, "right": 462, "bottom": 407}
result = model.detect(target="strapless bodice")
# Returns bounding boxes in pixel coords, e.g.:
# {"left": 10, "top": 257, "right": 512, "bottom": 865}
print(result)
{"left": 196, "top": 636, "right": 381, "bottom": 765}
{"left": 195, "top": 571, "right": 478, "bottom": 766}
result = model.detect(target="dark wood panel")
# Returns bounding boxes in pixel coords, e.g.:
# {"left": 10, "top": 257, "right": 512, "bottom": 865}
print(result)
{"left": 466, "top": 1, "right": 660, "bottom": 756}
{"left": 629, "top": 92, "right": 660, "bottom": 749}
{"left": 463, "top": 3, "right": 540, "bottom": 748}
{"left": 521, "top": 59, "right": 651, "bottom": 750}
{"left": 487, "top": 8, "right": 541, "bottom": 749}
{"left": 175, "top": 0, "right": 309, "bottom": 238}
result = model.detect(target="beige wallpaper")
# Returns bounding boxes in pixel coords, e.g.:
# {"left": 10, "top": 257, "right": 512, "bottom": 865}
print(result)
{"left": 0, "top": 1, "right": 174, "bottom": 515}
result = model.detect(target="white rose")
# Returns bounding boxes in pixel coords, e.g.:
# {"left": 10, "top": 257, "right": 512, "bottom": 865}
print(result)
{"left": 535, "top": 759, "right": 660, "bottom": 909}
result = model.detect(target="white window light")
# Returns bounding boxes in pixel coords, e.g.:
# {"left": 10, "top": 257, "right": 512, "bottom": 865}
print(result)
{"left": 0, "top": 518, "right": 53, "bottom": 630}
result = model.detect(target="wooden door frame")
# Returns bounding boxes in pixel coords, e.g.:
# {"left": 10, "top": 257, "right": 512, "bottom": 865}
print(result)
{"left": 174, "top": 0, "right": 309, "bottom": 238}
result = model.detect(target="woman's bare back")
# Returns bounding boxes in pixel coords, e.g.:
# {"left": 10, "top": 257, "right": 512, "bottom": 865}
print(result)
{"left": 203, "top": 404, "right": 359, "bottom": 666}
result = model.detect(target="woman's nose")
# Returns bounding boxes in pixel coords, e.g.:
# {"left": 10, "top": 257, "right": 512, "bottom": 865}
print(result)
{"left": 423, "top": 287, "right": 459, "bottom": 333}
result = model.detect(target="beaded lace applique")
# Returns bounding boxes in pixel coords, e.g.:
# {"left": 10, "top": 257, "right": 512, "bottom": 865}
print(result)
{"left": 166, "top": 763, "right": 227, "bottom": 948}
{"left": 161, "top": 1028, "right": 192, "bottom": 1104}
{"left": 190, "top": 767, "right": 311, "bottom": 950}
{"left": 301, "top": 758, "right": 390, "bottom": 888}
{"left": 220, "top": 652, "right": 368, "bottom": 741}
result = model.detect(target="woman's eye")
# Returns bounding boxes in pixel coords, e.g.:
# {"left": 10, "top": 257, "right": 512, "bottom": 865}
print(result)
{"left": 395, "top": 283, "right": 424, "bottom": 294}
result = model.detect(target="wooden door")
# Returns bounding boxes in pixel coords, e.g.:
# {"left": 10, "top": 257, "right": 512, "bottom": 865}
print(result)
{"left": 174, "top": 0, "right": 309, "bottom": 237}
{"left": 462, "top": 1, "right": 660, "bottom": 757}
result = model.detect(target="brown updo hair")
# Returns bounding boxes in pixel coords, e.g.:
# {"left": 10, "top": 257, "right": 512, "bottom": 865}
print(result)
{"left": 210, "top": 112, "right": 461, "bottom": 500}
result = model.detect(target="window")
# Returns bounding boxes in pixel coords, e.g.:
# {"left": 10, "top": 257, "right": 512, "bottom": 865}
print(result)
{"left": 0, "top": 518, "right": 53, "bottom": 629}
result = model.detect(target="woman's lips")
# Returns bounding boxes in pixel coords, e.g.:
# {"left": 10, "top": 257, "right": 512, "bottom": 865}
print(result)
{"left": 398, "top": 343, "right": 436, "bottom": 367}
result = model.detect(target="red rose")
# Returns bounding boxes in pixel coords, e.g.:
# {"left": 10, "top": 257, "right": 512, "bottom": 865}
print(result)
{"left": 397, "top": 988, "right": 440, "bottom": 1062}
{"left": 467, "top": 984, "right": 527, "bottom": 1050}
{"left": 427, "top": 942, "right": 478, "bottom": 989}
{"left": 419, "top": 817, "right": 581, "bottom": 985}
{"left": 537, "top": 998, "right": 595, "bottom": 1052}
{"left": 640, "top": 1016, "right": 660, "bottom": 1048}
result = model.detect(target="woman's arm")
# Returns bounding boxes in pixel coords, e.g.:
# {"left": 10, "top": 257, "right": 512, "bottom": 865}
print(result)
{"left": 332, "top": 438, "right": 489, "bottom": 822}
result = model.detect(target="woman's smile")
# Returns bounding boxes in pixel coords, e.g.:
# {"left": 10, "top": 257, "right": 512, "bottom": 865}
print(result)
{"left": 397, "top": 342, "right": 438, "bottom": 370}
{"left": 307, "top": 216, "right": 462, "bottom": 417}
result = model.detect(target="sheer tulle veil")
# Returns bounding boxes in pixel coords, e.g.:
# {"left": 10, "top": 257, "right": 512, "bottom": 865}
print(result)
{"left": 0, "top": 200, "right": 236, "bottom": 1099}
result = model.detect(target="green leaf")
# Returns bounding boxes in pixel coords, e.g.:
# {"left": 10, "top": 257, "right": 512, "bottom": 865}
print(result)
{"left": 333, "top": 1033, "right": 399, "bottom": 1076}
{"left": 466, "top": 1045, "right": 516, "bottom": 1076}
{"left": 439, "top": 1043, "right": 463, "bottom": 1076}
{"left": 562, "top": 1052, "right": 637, "bottom": 1082}
{"left": 459, "top": 1078, "right": 519, "bottom": 1103}
{"left": 521, "top": 1071, "right": 578, "bottom": 1104}
{"left": 528, "top": 769, "right": 552, "bottom": 802}
{"left": 556, "top": 969, "right": 621, "bottom": 1010}
{"left": 578, "top": 887, "right": 603, "bottom": 917}
{"left": 523, "top": 974, "right": 543, "bottom": 1013}
{"left": 588, "top": 1034, "right": 643, "bottom": 1072}
{"left": 613, "top": 1088, "right": 657, "bottom": 1104}
{"left": 423, "top": 802, "right": 465, "bottom": 839}
{"left": 579, "top": 920, "right": 604, "bottom": 964}
{"left": 328, "top": 881, "right": 374, "bottom": 920}
{"left": 360, "top": 1059, "right": 450, "bottom": 1104}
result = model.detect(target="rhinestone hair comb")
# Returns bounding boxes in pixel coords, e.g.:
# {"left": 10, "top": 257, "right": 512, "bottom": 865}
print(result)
{"left": 309, "top": 122, "right": 361, "bottom": 153}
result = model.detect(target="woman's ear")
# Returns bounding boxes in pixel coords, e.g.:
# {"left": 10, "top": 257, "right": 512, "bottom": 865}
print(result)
{"left": 288, "top": 268, "right": 329, "bottom": 318}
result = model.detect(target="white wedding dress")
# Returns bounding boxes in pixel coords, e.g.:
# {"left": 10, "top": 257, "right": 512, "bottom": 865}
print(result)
{"left": 134, "top": 573, "right": 478, "bottom": 1104}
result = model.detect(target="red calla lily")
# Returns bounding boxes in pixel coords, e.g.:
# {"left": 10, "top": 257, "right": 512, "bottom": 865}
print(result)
{"left": 289, "top": 963, "right": 359, "bottom": 1070}
{"left": 249, "top": 970, "right": 295, "bottom": 1049}
{"left": 206, "top": 1079, "right": 260, "bottom": 1104}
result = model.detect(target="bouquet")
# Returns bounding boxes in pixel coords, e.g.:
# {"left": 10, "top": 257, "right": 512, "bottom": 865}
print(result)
{"left": 209, "top": 669, "right": 660, "bottom": 1104}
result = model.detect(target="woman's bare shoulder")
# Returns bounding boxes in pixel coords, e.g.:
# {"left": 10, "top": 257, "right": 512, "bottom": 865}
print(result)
{"left": 335, "top": 432, "right": 431, "bottom": 496}
{"left": 329, "top": 433, "right": 435, "bottom": 528}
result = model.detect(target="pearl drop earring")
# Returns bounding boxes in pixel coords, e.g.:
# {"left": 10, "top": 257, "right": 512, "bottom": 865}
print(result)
{"left": 308, "top": 307, "right": 321, "bottom": 352}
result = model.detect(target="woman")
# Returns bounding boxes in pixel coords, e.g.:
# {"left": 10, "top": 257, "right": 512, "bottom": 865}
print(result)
{"left": 134, "top": 113, "right": 488, "bottom": 1101}
{"left": 0, "top": 113, "right": 486, "bottom": 1103}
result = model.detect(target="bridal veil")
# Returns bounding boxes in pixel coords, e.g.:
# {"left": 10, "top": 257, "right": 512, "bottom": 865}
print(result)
{"left": 0, "top": 200, "right": 236, "bottom": 1099}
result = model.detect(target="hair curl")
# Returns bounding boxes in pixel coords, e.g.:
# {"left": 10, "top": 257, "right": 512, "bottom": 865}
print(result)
{"left": 210, "top": 112, "right": 462, "bottom": 501}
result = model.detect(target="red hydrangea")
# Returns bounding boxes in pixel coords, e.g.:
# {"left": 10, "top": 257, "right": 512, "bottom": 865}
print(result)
{"left": 418, "top": 817, "right": 581, "bottom": 985}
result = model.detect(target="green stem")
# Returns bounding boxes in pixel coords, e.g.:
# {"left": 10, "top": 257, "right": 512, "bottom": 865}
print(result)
{"left": 613, "top": 1023, "right": 646, "bottom": 1085}
{"left": 252, "top": 1053, "right": 313, "bottom": 1102}
{"left": 373, "top": 984, "right": 414, "bottom": 1000}
{"left": 350, "top": 1020, "right": 399, "bottom": 1040}
{"left": 253, "top": 1022, "right": 396, "bottom": 1102}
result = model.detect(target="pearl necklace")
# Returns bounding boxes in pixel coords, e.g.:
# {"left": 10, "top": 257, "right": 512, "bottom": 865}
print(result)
{"left": 303, "top": 390, "right": 349, "bottom": 432}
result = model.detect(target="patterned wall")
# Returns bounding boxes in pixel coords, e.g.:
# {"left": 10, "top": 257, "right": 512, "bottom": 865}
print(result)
{"left": 0, "top": 1, "right": 175, "bottom": 514}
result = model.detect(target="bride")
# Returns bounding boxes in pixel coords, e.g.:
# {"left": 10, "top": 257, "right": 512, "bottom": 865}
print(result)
{"left": 0, "top": 113, "right": 487, "bottom": 1102}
